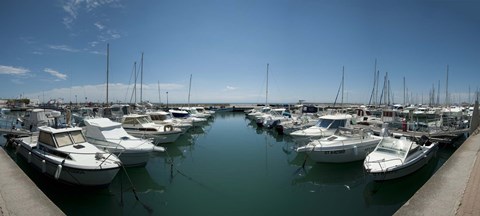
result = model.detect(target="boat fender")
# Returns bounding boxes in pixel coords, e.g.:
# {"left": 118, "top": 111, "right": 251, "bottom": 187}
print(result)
{"left": 353, "top": 145, "right": 358, "bottom": 156}
{"left": 164, "top": 125, "right": 173, "bottom": 132}
{"left": 28, "top": 152, "right": 32, "bottom": 163}
{"left": 153, "top": 146, "right": 166, "bottom": 152}
{"left": 41, "top": 160, "right": 46, "bottom": 173}
{"left": 54, "top": 164, "right": 62, "bottom": 180}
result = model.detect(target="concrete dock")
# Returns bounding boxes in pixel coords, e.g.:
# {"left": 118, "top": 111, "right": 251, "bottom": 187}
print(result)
{"left": 0, "top": 148, "right": 64, "bottom": 216}
{"left": 394, "top": 126, "right": 480, "bottom": 215}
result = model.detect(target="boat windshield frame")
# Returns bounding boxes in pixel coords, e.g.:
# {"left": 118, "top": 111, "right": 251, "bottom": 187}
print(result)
{"left": 316, "top": 118, "right": 346, "bottom": 129}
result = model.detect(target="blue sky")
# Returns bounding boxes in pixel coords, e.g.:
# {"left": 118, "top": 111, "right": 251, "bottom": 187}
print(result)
{"left": 1, "top": 0, "right": 479, "bottom": 105}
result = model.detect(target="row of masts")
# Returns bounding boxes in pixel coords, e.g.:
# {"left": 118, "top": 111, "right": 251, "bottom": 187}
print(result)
{"left": 105, "top": 43, "right": 194, "bottom": 107}
{"left": 367, "top": 60, "right": 477, "bottom": 107}
{"left": 105, "top": 45, "right": 477, "bottom": 107}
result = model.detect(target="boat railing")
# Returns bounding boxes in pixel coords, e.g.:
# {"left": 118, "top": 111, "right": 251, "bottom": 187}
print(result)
{"left": 29, "top": 140, "right": 121, "bottom": 167}
{"left": 365, "top": 154, "right": 404, "bottom": 172}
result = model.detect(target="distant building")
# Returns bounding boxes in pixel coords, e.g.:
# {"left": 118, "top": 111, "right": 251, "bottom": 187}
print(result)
{"left": 0, "top": 99, "right": 7, "bottom": 107}
{"left": 29, "top": 98, "right": 40, "bottom": 107}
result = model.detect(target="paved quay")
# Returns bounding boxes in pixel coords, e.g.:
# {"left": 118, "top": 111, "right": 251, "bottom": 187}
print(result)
{"left": 0, "top": 148, "right": 64, "bottom": 216}
{"left": 394, "top": 127, "right": 480, "bottom": 216}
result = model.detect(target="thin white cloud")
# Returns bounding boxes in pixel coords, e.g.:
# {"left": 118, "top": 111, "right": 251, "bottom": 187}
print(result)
{"left": 89, "top": 41, "right": 99, "bottom": 47}
{"left": 32, "top": 51, "right": 43, "bottom": 55}
{"left": 226, "top": 86, "right": 238, "bottom": 91}
{"left": 23, "top": 82, "right": 184, "bottom": 103}
{"left": 98, "top": 29, "right": 122, "bottom": 41}
{"left": 44, "top": 68, "right": 68, "bottom": 80}
{"left": 63, "top": 17, "right": 74, "bottom": 29}
{"left": 48, "top": 44, "right": 79, "bottom": 52}
{"left": 61, "top": 0, "right": 123, "bottom": 28}
{"left": 89, "top": 50, "right": 105, "bottom": 55}
{"left": 0, "top": 65, "right": 30, "bottom": 75}
{"left": 94, "top": 22, "right": 105, "bottom": 30}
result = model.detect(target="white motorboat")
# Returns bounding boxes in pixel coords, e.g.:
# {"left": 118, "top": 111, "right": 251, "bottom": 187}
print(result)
{"left": 246, "top": 107, "right": 271, "bottom": 120}
{"left": 20, "top": 109, "right": 59, "bottom": 131}
{"left": 290, "top": 114, "right": 353, "bottom": 143}
{"left": 121, "top": 114, "right": 182, "bottom": 144}
{"left": 169, "top": 109, "right": 207, "bottom": 126}
{"left": 83, "top": 118, "right": 165, "bottom": 167}
{"left": 255, "top": 108, "right": 290, "bottom": 128}
{"left": 147, "top": 110, "right": 192, "bottom": 133}
{"left": 363, "top": 135, "right": 438, "bottom": 181}
{"left": 194, "top": 106, "right": 215, "bottom": 118}
{"left": 275, "top": 114, "right": 318, "bottom": 135}
{"left": 13, "top": 126, "right": 121, "bottom": 186}
{"left": 180, "top": 107, "right": 211, "bottom": 119}
{"left": 296, "top": 127, "right": 382, "bottom": 163}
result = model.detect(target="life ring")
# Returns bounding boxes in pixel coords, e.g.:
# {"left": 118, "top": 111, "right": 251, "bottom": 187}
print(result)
{"left": 164, "top": 125, "right": 173, "bottom": 132}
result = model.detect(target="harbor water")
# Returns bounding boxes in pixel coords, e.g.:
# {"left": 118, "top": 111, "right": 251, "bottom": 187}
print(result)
{"left": 0, "top": 112, "right": 459, "bottom": 216}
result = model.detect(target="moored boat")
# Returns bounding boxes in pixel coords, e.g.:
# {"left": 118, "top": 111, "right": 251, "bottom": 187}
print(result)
{"left": 121, "top": 114, "right": 182, "bottom": 144}
{"left": 296, "top": 127, "right": 382, "bottom": 163}
{"left": 363, "top": 135, "right": 438, "bottom": 181}
{"left": 13, "top": 126, "right": 121, "bottom": 187}
{"left": 83, "top": 118, "right": 165, "bottom": 167}
{"left": 290, "top": 114, "right": 353, "bottom": 144}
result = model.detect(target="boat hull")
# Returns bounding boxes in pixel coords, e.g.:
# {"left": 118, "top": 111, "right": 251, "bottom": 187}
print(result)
{"left": 304, "top": 140, "right": 380, "bottom": 163}
{"left": 125, "top": 129, "right": 182, "bottom": 144}
{"left": 115, "top": 150, "right": 151, "bottom": 167}
{"left": 365, "top": 144, "right": 438, "bottom": 181}
{"left": 15, "top": 142, "right": 120, "bottom": 187}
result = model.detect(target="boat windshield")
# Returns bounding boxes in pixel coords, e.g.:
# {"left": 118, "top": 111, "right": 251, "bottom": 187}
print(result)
{"left": 316, "top": 119, "right": 346, "bottom": 129}
{"left": 55, "top": 132, "right": 74, "bottom": 147}
{"left": 150, "top": 114, "right": 168, "bottom": 121}
{"left": 70, "top": 130, "right": 86, "bottom": 144}
{"left": 138, "top": 116, "right": 153, "bottom": 124}
{"left": 376, "top": 140, "right": 409, "bottom": 157}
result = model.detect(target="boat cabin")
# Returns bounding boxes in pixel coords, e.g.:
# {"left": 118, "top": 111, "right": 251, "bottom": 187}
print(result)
{"left": 316, "top": 114, "right": 352, "bottom": 129}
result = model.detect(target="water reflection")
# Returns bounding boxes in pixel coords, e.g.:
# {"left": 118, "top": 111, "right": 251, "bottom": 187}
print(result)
{"left": 292, "top": 161, "right": 366, "bottom": 190}
{"left": 363, "top": 155, "right": 439, "bottom": 207}
{"left": 120, "top": 167, "right": 165, "bottom": 195}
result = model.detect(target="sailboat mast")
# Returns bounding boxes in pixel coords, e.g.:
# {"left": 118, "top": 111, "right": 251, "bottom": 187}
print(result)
{"left": 266, "top": 63, "right": 269, "bottom": 107}
{"left": 188, "top": 74, "right": 192, "bottom": 108}
{"left": 446, "top": 64, "right": 449, "bottom": 107}
{"left": 158, "top": 80, "right": 161, "bottom": 105}
{"left": 374, "top": 59, "right": 377, "bottom": 106}
{"left": 106, "top": 43, "right": 109, "bottom": 105}
{"left": 140, "top": 52, "right": 144, "bottom": 104}
{"left": 341, "top": 66, "right": 344, "bottom": 108}
{"left": 403, "top": 77, "right": 406, "bottom": 105}
{"left": 375, "top": 70, "right": 379, "bottom": 106}
{"left": 134, "top": 61, "right": 137, "bottom": 104}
